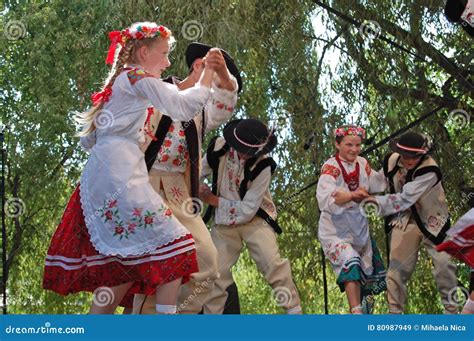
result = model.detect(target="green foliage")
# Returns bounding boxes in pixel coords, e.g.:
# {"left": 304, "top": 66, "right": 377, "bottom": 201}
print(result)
{"left": 1, "top": 0, "right": 472, "bottom": 314}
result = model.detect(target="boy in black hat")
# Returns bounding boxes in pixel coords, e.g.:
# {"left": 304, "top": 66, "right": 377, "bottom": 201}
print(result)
{"left": 444, "top": 0, "right": 474, "bottom": 37}
{"left": 369, "top": 131, "right": 458, "bottom": 314}
{"left": 132, "top": 43, "right": 241, "bottom": 314}
{"left": 199, "top": 119, "right": 302, "bottom": 314}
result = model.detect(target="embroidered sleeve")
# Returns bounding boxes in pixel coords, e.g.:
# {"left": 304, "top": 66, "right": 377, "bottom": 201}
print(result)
{"left": 375, "top": 172, "right": 438, "bottom": 216}
{"left": 365, "top": 159, "right": 372, "bottom": 177}
{"left": 133, "top": 74, "right": 210, "bottom": 122}
{"left": 317, "top": 161, "right": 344, "bottom": 215}
{"left": 321, "top": 164, "right": 341, "bottom": 179}
{"left": 203, "top": 75, "right": 238, "bottom": 133}
{"left": 127, "top": 68, "right": 155, "bottom": 85}
{"left": 215, "top": 167, "right": 271, "bottom": 225}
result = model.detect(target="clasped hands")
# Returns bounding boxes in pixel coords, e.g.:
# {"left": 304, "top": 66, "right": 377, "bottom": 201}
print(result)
{"left": 332, "top": 187, "right": 370, "bottom": 205}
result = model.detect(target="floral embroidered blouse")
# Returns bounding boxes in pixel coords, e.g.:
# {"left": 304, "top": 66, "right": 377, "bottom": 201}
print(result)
{"left": 151, "top": 76, "right": 238, "bottom": 173}
{"left": 202, "top": 143, "right": 275, "bottom": 226}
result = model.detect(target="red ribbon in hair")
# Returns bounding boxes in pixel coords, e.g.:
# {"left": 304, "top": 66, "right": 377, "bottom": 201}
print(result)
{"left": 106, "top": 31, "right": 124, "bottom": 65}
{"left": 91, "top": 86, "right": 112, "bottom": 106}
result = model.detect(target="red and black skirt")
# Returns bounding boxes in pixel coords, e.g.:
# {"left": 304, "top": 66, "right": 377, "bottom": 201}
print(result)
{"left": 43, "top": 186, "right": 199, "bottom": 307}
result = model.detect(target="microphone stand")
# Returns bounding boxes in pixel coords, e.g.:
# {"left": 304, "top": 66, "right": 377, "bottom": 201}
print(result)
{"left": 306, "top": 134, "right": 329, "bottom": 314}
{"left": 1, "top": 125, "right": 7, "bottom": 314}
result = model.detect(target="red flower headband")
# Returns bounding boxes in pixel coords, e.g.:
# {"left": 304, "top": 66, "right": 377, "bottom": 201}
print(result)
{"left": 333, "top": 126, "right": 366, "bottom": 139}
{"left": 105, "top": 23, "right": 172, "bottom": 65}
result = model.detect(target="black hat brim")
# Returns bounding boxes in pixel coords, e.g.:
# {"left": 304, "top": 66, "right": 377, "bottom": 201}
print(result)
{"left": 223, "top": 119, "right": 277, "bottom": 157}
{"left": 185, "top": 42, "right": 243, "bottom": 93}
{"left": 389, "top": 138, "right": 425, "bottom": 157}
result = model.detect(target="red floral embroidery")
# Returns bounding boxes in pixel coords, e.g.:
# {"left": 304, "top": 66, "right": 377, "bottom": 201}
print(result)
{"left": 99, "top": 199, "right": 171, "bottom": 240}
{"left": 170, "top": 186, "right": 184, "bottom": 200}
{"left": 127, "top": 68, "right": 154, "bottom": 86}
{"left": 105, "top": 211, "right": 113, "bottom": 221}
{"left": 156, "top": 123, "right": 187, "bottom": 169}
{"left": 214, "top": 99, "right": 234, "bottom": 113}
{"left": 365, "top": 161, "right": 371, "bottom": 176}
{"left": 321, "top": 164, "right": 341, "bottom": 179}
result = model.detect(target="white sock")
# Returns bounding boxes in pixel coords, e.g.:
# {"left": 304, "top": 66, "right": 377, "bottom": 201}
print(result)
{"left": 287, "top": 305, "right": 303, "bottom": 314}
{"left": 156, "top": 304, "right": 177, "bottom": 314}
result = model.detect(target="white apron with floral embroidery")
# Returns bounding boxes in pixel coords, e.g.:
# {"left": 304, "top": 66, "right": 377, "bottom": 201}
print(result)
{"left": 316, "top": 156, "right": 387, "bottom": 277}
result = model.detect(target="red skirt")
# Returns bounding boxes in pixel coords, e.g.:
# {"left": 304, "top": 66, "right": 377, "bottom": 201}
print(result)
{"left": 43, "top": 185, "right": 199, "bottom": 307}
{"left": 437, "top": 224, "right": 474, "bottom": 268}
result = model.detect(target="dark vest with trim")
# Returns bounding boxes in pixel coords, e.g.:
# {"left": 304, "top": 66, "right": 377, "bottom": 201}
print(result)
{"left": 383, "top": 153, "right": 450, "bottom": 245}
{"left": 203, "top": 136, "right": 282, "bottom": 234}
{"left": 143, "top": 76, "right": 206, "bottom": 199}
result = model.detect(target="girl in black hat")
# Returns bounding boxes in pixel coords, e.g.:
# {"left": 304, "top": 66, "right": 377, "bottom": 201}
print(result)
{"left": 199, "top": 118, "right": 303, "bottom": 314}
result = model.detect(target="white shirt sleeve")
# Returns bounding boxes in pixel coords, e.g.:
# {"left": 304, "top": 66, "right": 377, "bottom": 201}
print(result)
{"left": 215, "top": 167, "right": 271, "bottom": 225}
{"left": 79, "top": 131, "right": 96, "bottom": 152}
{"left": 204, "top": 75, "right": 238, "bottom": 133}
{"left": 133, "top": 77, "right": 210, "bottom": 122}
{"left": 375, "top": 172, "right": 438, "bottom": 216}
{"left": 369, "top": 168, "right": 388, "bottom": 193}
{"left": 316, "top": 173, "right": 345, "bottom": 215}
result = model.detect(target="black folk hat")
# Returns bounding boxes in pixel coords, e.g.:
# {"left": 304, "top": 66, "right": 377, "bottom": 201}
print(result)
{"left": 223, "top": 119, "right": 277, "bottom": 157}
{"left": 389, "top": 131, "right": 429, "bottom": 157}
{"left": 185, "top": 42, "right": 243, "bottom": 93}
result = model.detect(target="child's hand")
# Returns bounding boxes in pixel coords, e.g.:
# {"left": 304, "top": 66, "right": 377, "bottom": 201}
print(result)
{"left": 205, "top": 48, "right": 235, "bottom": 91}
{"left": 332, "top": 190, "right": 350, "bottom": 205}
{"left": 351, "top": 187, "right": 370, "bottom": 203}
{"left": 199, "top": 184, "right": 219, "bottom": 207}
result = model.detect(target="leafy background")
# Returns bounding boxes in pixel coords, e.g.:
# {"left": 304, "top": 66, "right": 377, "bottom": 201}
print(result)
{"left": 1, "top": 0, "right": 472, "bottom": 314}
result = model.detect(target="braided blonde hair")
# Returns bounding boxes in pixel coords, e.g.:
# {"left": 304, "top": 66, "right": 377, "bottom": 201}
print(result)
{"left": 76, "top": 26, "right": 174, "bottom": 136}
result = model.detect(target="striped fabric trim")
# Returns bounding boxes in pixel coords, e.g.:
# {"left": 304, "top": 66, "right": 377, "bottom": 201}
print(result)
{"left": 46, "top": 238, "right": 194, "bottom": 264}
{"left": 45, "top": 239, "right": 195, "bottom": 270}
{"left": 45, "top": 245, "right": 195, "bottom": 270}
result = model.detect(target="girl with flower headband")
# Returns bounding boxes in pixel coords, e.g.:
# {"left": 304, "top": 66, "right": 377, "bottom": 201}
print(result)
{"left": 43, "top": 22, "right": 217, "bottom": 314}
{"left": 316, "top": 125, "right": 387, "bottom": 314}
